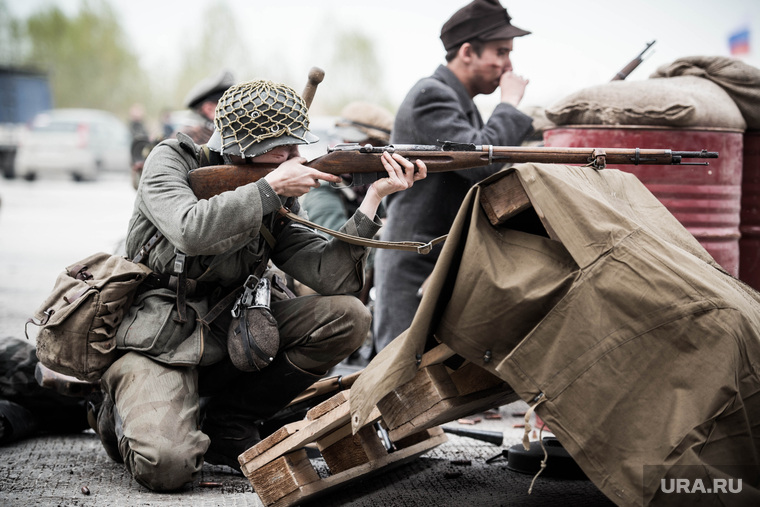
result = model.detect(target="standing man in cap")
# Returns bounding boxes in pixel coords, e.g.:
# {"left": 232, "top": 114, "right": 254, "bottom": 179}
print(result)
{"left": 373, "top": 0, "right": 534, "bottom": 352}
{"left": 90, "top": 79, "right": 427, "bottom": 491}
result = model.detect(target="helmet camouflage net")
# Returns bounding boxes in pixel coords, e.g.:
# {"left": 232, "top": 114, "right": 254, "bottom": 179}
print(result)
{"left": 211, "top": 80, "right": 316, "bottom": 158}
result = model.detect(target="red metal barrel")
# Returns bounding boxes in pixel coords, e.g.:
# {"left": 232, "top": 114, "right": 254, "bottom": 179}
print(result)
{"left": 543, "top": 126, "right": 744, "bottom": 277}
{"left": 740, "top": 131, "right": 760, "bottom": 290}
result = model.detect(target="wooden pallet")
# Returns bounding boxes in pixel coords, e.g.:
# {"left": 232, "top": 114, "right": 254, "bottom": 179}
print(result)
{"left": 239, "top": 390, "right": 447, "bottom": 506}
{"left": 238, "top": 344, "right": 517, "bottom": 506}
{"left": 377, "top": 351, "right": 519, "bottom": 441}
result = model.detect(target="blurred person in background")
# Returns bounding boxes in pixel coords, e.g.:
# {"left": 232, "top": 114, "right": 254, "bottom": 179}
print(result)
{"left": 373, "top": 0, "right": 534, "bottom": 353}
{"left": 128, "top": 103, "right": 150, "bottom": 143}
{"left": 131, "top": 70, "right": 235, "bottom": 189}
{"left": 302, "top": 101, "right": 394, "bottom": 233}
{"left": 180, "top": 69, "right": 236, "bottom": 144}
{"left": 301, "top": 101, "right": 395, "bottom": 366}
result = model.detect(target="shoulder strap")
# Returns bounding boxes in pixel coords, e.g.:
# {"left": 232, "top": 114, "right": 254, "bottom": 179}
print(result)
{"left": 131, "top": 230, "right": 164, "bottom": 264}
{"left": 277, "top": 208, "right": 447, "bottom": 254}
{"left": 259, "top": 225, "right": 277, "bottom": 250}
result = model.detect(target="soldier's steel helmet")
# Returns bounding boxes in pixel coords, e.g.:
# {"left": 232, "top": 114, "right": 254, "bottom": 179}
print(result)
{"left": 207, "top": 80, "right": 319, "bottom": 158}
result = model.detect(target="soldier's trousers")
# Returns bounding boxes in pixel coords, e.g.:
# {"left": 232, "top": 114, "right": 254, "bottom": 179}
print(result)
{"left": 101, "top": 294, "right": 370, "bottom": 491}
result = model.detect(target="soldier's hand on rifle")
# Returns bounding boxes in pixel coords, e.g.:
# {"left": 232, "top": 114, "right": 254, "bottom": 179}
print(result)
{"left": 500, "top": 70, "right": 529, "bottom": 107}
{"left": 262, "top": 147, "right": 342, "bottom": 197}
{"left": 358, "top": 152, "right": 427, "bottom": 218}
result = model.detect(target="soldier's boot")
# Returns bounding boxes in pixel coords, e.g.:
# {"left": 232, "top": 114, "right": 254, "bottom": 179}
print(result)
{"left": 87, "top": 392, "right": 124, "bottom": 463}
{"left": 201, "top": 354, "right": 321, "bottom": 471}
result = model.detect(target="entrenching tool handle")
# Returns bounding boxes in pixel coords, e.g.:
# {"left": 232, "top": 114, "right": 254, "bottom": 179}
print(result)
{"left": 442, "top": 426, "right": 504, "bottom": 446}
{"left": 301, "top": 67, "right": 325, "bottom": 109}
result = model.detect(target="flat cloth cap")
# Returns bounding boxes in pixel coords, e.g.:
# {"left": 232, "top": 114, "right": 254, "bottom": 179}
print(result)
{"left": 184, "top": 70, "right": 235, "bottom": 109}
{"left": 440, "top": 0, "right": 530, "bottom": 51}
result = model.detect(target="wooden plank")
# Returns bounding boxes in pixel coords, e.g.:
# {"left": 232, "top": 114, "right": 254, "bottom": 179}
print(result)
{"left": 418, "top": 342, "right": 456, "bottom": 368}
{"left": 448, "top": 362, "right": 505, "bottom": 397}
{"left": 318, "top": 423, "right": 389, "bottom": 475}
{"left": 394, "top": 426, "right": 444, "bottom": 449}
{"left": 479, "top": 171, "right": 531, "bottom": 226}
{"left": 306, "top": 390, "right": 349, "bottom": 421}
{"left": 376, "top": 364, "right": 459, "bottom": 430}
{"left": 249, "top": 449, "right": 320, "bottom": 506}
{"left": 357, "top": 424, "right": 388, "bottom": 462}
{"left": 319, "top": 432, "right": 371, "bottom": 475}
{"left": 315, "top": 423, "right": 353, "bottom": 451}
{"left": 239, "top": 419, "right": 310, "bottom": 464}
{"left": 267, "top": 428, "right": 448, "bottom": 507}
{"left": 240, "top": 392, "right": 352, "bottom": 477}
{"left": 388, "top": 384, "right": 519, "bottom": 441}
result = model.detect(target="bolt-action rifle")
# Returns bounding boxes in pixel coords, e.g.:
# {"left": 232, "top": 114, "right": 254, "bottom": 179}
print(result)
{"left": 188, "top": 141, "right": 718, "bottom": 200}
{"left": 611, "top": 40, "right": 656, "bottom": 81}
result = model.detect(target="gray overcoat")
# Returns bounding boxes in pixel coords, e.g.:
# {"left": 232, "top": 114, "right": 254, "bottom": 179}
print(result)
{"left": 373, "top": 65, "right": 534, "bottom": 350}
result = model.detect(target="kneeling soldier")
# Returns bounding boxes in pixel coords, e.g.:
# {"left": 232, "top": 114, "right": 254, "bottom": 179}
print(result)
{"left": 92, "top": 80, "right": 426, "bottom": 491}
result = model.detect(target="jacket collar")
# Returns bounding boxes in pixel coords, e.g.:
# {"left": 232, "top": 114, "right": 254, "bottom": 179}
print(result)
{"left": 432, "top": 65, "right": 481, "bottom": 125}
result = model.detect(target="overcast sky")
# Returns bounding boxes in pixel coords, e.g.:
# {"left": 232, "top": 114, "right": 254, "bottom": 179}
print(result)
{"left": 10, "top": 0, "right": 760, "bottom": 111}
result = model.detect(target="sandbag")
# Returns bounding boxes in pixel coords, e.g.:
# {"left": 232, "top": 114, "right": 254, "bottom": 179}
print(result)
{"left": 545, "top": 75, "right": 746, "bottom": 129}
{"left": 651, "top": 55, "right": 760, "bottom": 129}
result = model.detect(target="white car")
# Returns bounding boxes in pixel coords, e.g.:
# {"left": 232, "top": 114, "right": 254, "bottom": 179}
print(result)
{"left": 15, "top": 108, "right": 131, "bottom": 181}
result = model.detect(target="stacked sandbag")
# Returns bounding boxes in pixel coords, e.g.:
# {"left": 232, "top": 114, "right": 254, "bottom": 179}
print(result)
{"left": 545, "top": 56, "right": 758, "bottom": 130}
{"left": 651, "top": 56, "right": 760, "bottom": 130}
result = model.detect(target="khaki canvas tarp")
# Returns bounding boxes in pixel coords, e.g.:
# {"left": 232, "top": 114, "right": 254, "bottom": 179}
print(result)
{"left": 351, "top": 164, "right": 760, "bottom": 506}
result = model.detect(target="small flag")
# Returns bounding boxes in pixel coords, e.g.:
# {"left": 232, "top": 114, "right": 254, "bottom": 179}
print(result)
{"left": 729, "top": 28, "right": 750, "bottom": 56}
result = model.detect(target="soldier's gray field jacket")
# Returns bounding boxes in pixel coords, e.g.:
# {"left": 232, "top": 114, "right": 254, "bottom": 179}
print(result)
{"left": 117, "top": 135, "right": 381, "bottom": 366}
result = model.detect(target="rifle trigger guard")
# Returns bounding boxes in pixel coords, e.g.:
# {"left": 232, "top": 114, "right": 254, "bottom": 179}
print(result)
{"left": 590, "top": 149, "right": 606, "bottom": 170}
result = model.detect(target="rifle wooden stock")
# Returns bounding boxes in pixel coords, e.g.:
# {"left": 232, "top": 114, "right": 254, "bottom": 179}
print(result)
{"left": 288, "top": 370, "right": 362, "bottom": 406}
{"left": 188, "top": 144, "right": 718, "bottom": 200}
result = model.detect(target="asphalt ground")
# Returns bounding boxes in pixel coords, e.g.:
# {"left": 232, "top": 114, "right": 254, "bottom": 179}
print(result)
{"left": 0, "top": 398, "right": 616, "bottom": 507}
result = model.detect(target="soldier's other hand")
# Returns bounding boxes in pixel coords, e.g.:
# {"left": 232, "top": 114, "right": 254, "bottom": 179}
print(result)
{"left": 356, "top": 152, "right": 426, "bottom": 220}
{"left": 500, "top": 70, "right": 529, "bottom": 107}
{"left": 371, "top": 152, "right": 427, "bottom": 200}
